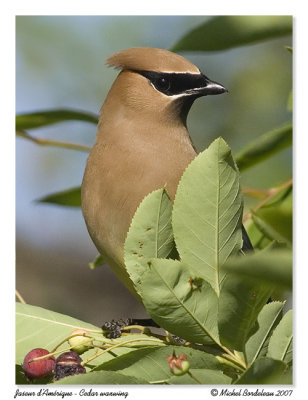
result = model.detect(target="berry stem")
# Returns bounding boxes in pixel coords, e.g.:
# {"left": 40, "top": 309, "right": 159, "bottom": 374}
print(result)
{"left": 50, "top": 333, "right": 94, "bottom": 353}
{"left": 16, "top": 289, "right": 26, "bottom": 304}
{"left": 31, "top": 338, "right": 94, "bottom": 362}
{"left": 121, "top": 324, "right": 148, "bottom": 333}
{"left": 81, "top": 337, "right": 165, "bottom": 367}
{"left": 187, "top": 371, "right": 202, "bottom": 384}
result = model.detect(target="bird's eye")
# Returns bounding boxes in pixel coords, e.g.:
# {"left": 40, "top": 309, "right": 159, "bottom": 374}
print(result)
{"left": 155, "top": 77, "right": 171, "bottom": 93}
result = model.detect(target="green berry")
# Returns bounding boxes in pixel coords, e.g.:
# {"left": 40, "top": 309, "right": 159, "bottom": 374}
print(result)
{"left": 68, "top": 329, "right": 93, "bottom": 354}
{"left": 171, "top": 360, "right": 190, "bottom": 376}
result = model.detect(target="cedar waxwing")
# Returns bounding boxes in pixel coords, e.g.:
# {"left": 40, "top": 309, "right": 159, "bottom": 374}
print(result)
{"left": 81, "top": 47, "right": 252, "bottom": 297}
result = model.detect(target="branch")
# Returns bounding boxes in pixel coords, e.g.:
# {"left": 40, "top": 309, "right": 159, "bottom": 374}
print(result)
{"left": 243, "top": 178, "right": 292, "bottom": 222}
{"left": 16, "top": 130, "right": 92, "bottom": 152}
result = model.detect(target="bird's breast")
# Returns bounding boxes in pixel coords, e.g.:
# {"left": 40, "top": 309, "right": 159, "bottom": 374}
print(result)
{"left": 81, "top": 123, "right": 196, "bottom": 267}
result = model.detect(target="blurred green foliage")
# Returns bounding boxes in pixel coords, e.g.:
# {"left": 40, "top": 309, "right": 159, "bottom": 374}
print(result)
{"left": 16, "top": 109, "right": 98, "bottom": 130}
{"left": 171, "top": 16, "right": 292, "bottom": 51}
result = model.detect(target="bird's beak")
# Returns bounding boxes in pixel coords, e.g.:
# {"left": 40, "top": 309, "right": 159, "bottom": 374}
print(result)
{"left": 187, "top": 75, "right": 228, "bottom": 97}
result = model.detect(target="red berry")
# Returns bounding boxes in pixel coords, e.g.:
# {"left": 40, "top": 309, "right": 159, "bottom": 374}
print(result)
{"left": 22, "top": 348, "right": 55, "bottom": 380}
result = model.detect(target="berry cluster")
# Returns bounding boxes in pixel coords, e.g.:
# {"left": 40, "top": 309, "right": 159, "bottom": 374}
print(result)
{"left": 21, "top": 325, "right": 191, "bottom": 383}
{"left": 102, "top": 318, "right": 132, "bottom": 339}
{"left": 22, "top": 328, "right": 93, "bottom": 382}
{"left": 21, "top": 321, "right": 137, "bottom": 382}
{"left": 22, "top": 348, "right": 86, "bottom": 382}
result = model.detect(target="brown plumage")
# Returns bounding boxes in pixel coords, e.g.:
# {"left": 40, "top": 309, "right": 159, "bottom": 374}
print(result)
{"left": 81, "top": 47, "right": 228, "bottom": 296}
{"left": 106, "top": 47, "right": 200, "bottom": 73}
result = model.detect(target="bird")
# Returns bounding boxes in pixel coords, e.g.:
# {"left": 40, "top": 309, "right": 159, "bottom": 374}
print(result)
{"left": 81, "top": 47, "right": 252, "bottom": 299}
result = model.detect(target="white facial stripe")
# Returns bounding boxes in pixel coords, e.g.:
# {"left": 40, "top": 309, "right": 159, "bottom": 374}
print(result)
{"left": 157, "top": 70, "right": 201, "bottom": 75}
{"left": 152, "top": 86, "right": 197, "bottom": 99}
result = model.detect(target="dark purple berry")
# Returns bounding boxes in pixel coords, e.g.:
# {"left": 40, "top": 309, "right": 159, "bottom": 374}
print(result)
{"left": 54, "top": 351, "right": 86, "bottom": 381}
{"left": 56, "top": 351, "right": 82, "bottom": 364}
{"left": 102, "top": 318, "right": 132, "bottom": 338}
{"left": 22, "top": 348, "right": 55, "bottom": 380}
{"left": 54, "top": 364, "right": 86, "bottom": 380}
{"left": 108, "top": 329, "right": 122, "bottom": 339}
{"left": 102, "top": 321, "right": 113, "bottom": 330}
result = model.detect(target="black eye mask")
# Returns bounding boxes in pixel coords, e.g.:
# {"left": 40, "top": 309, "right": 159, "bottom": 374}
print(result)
{"left": 137, "top": 70, "right": 212, "bottom": 96}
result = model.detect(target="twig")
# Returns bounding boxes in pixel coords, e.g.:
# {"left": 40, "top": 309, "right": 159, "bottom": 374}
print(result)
{"left": 15, "top": 289, "right": 26, "bottom": 304}
{"left": 243, "top": 178, "right": 292, "bottom": 222}
{"left": 242, "top": 186, "right": 269, "bottom": 198}
{"left": 16, "top": 130, "right": 92, "bottom": 152}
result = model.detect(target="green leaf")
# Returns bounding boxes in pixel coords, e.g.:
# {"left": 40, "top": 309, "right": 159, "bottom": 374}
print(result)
{"left": 140, "top": 259, "right": 219, "bottom": 345}
{"left": 244, "top": 220, "right": 265, "bottom": 249}
{"left": 173, "top": 137, "right": 243, "bottom": 296}
{"left": 52, "top": 370, "right": 148, "bottom": 384}
{"left": 16, "top": 109, "right": 98, "bottom": 130}
{"left": 89, "top": 254, "right": 104, "bottom": 270}
{"left": 235, "top": 122, "right": 292, "bottom": 171}
{"left": 267, "top": 310, "right": 292, "bottom": 364}
{"left": 16, "top": 303, "right": 100, "bottom": 365}
{"left": 36, "top": 186, "right": 81, "bottom": 207}
{"left": 171, "top": 16, "right": 292, "bottom": 52}
{"left": 218, "top": 262, "right": 273, "bottom": 351}
{"left": 169, "top": 368, "right": 232, "bottom": 384}
{"left": 16, "top": 365, "right": 30, "bottom": 384}
{"left": 253, "top": 189, "right": 292, "bottom": 246}
{"left": 124, "top": 189, "right": 174, "bottom": 295}
{"left": 245, "top": 301, "right": 285, "bottom": 365}
{"left": 258, "top": 183, "right": 292, "bottom": 209}
{"left": 221, "top": 250, "right": 292, "bottom": 291}
{"left": 236, "top": 357, "right": 290, "bottom": 384}
{"left": 94, "top": 346, "right": 226, "bottom": 384}
{"left": 252, "top": 211, "right": 292, "bottom": 248}
{"left": 262, "top": 240, "right": 288, "bottom": 251}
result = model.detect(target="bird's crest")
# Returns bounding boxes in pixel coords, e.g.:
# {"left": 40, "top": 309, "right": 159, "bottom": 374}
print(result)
{"left": 106, "top": 47, "right": 200, "bottom": 74}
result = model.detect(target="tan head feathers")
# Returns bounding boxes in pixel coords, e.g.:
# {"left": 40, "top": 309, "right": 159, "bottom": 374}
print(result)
{"left": 106, "top": 47, "right": 200, "bottom": 74}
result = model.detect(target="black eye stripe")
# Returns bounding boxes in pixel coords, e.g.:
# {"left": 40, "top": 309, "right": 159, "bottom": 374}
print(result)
{"left": 137, "top": 70, "right": 210, "bottom": 96}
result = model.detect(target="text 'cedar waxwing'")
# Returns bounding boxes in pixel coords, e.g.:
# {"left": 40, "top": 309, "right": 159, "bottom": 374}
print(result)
{"left": 81, "top": 47, "right": 251, "bottom": 296}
